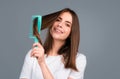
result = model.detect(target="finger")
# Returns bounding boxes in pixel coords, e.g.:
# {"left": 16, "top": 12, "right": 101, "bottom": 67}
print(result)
{"left": 32, "top": 43, "right": 38, "bottom": 48}
{"left": 33, "top": 53, "right": 40, "bottom": 59}
{"left": 31, "top": 52, "right": 38, "bottom": 57}
{"left": 31, "top": 50, "right": 39, "bottom": 57}
{"left": 32, "top": 47, "right": 39, "bottom": 51}
{"left": 32, "top": 42, "right": 42, "bottom": 48}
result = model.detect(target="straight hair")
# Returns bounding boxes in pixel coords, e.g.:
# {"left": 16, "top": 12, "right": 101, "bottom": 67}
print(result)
{"left": 33, "top": 8, "right": 80, "bottom": 71}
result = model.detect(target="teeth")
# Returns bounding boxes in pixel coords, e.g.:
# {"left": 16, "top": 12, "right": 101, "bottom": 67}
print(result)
{"left": 55, "top": 28, "right": 62, "bottom": 33}
{"left": 56, "top": 29, "right": 61, "bottom": 32}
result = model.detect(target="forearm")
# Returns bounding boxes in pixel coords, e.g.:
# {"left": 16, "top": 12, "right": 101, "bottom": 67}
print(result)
{"left": 39, "top": 62, "right": 54, "bottom": 79}
{"left": 31, "top": 43, "right": 54, "bottom": 79}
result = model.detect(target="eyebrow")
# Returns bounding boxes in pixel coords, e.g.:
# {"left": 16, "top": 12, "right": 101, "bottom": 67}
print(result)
{"left": 58, "top": 17, "right": 72, "bottom": 25}
{"left": 66, "top": 21, "right": 72, "bottom": 25}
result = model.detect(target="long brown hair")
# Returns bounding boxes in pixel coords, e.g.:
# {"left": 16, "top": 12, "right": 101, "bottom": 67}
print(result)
{"left": 33, "top": 8, "right": 80, "bottom": 71}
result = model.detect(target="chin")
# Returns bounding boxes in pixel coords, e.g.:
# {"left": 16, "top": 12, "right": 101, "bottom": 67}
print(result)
{"left": 52, "top": 35, "right": 64, "bottom": 41}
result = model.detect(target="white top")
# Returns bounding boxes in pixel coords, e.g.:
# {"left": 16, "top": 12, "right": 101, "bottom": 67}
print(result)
{"left": 19, "top": 50, "right": 87, "bottom": 79}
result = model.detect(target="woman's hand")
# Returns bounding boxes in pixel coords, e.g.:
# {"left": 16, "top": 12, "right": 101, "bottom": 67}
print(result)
{"left": 31, "top": 43, "right": 54, "bottom": 79}
{"left": 31, "top": 42, "right": 45, "bottom": 64}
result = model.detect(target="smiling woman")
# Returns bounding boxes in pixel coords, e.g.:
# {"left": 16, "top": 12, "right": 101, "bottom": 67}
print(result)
{"left": 50, "top": 12, "right": 72, "bottom": 41}
{"left": 19, "top": 8, "right": 87, "bottom": 79}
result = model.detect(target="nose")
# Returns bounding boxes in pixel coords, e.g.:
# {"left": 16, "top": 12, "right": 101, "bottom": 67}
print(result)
{"left": 58, "top": 22, "right": 63, "bottom": 28}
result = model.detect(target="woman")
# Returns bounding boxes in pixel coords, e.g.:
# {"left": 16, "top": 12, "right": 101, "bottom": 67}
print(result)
{"left": 19, "top": 8, "right": 87, "bottom": 79}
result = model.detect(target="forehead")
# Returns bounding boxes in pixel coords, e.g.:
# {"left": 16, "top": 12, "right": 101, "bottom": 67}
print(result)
{"left": 58, "top": 12, "right": 72, "bottom": 23}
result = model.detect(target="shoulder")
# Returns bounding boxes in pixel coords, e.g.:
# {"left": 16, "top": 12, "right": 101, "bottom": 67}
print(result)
{"left": 25, "top": 49, "right": 32, "bottom": 59}
{"left": 76, "top": 53, "right": 87, "bottom": 62}
{"left": 75, "top": 53, "right": 87, "bottom": 71}
{"left": 68, "top": 53, "right": 87, "bottom": 78}
{"left": 24, "top": 49, "right": 35, "bottom": 63}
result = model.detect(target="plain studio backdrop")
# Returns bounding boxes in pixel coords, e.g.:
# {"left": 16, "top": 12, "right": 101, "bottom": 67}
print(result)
{"left": 0, "top": 0, "right": 120, "bottom": 79}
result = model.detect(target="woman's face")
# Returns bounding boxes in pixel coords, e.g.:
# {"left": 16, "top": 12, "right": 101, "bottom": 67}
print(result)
{"left": 50, "top": 12, "right": 72, "bottom": 41}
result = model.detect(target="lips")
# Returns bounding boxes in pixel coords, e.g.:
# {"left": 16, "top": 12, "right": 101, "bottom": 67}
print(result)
{"left": 54, "top": 27, "right": 63, "bottom": 34}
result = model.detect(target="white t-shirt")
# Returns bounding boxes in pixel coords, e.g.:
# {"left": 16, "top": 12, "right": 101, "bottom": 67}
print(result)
{"left": 19, "top": 50, "right": 87, "bottom": 79}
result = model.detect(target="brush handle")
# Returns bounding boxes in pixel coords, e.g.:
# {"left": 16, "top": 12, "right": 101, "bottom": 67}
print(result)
{"left": 34, "top": 37, "right": 39, "bottom": 43}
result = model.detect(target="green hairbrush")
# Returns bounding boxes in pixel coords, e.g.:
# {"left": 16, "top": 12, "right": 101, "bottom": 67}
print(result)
{"left": 29, "top": 15, "right": 42, "bottom": 43}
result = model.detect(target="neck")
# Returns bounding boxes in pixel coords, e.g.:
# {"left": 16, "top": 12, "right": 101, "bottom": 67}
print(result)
{"left": 49, "top": 39, "right": 65, "bottom": 56}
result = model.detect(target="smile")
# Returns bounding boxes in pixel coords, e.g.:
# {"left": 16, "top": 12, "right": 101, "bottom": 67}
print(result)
{"left": 54, "top": 27, "right": 63, "bottom": 34}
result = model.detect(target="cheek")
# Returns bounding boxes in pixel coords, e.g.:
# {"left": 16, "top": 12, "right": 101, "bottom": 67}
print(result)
{"left": 65, "top": 28, "right": 71, "bottom": 36}
{"left": 52, "top": 22, "right": 57, "bottom": 28}
{"left": 50, "top": 28, "right": 53, "bottom": 35}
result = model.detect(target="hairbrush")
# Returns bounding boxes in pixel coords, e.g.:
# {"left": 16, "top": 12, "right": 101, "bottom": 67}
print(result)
{"left": 29, "top": 15, "right": 42, "bottom": 43}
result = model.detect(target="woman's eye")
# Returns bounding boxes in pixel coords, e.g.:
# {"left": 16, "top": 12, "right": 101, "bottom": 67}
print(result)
{"left": 56, "top": 19, "right": 60, "bottom": 21}
{"left": 66, "top": 23, "right": 71, "bottom": 27}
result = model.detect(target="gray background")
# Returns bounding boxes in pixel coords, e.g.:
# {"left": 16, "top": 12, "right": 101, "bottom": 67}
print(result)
{"left": 0, "top": 0, "right": 120, "bottom": 79}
